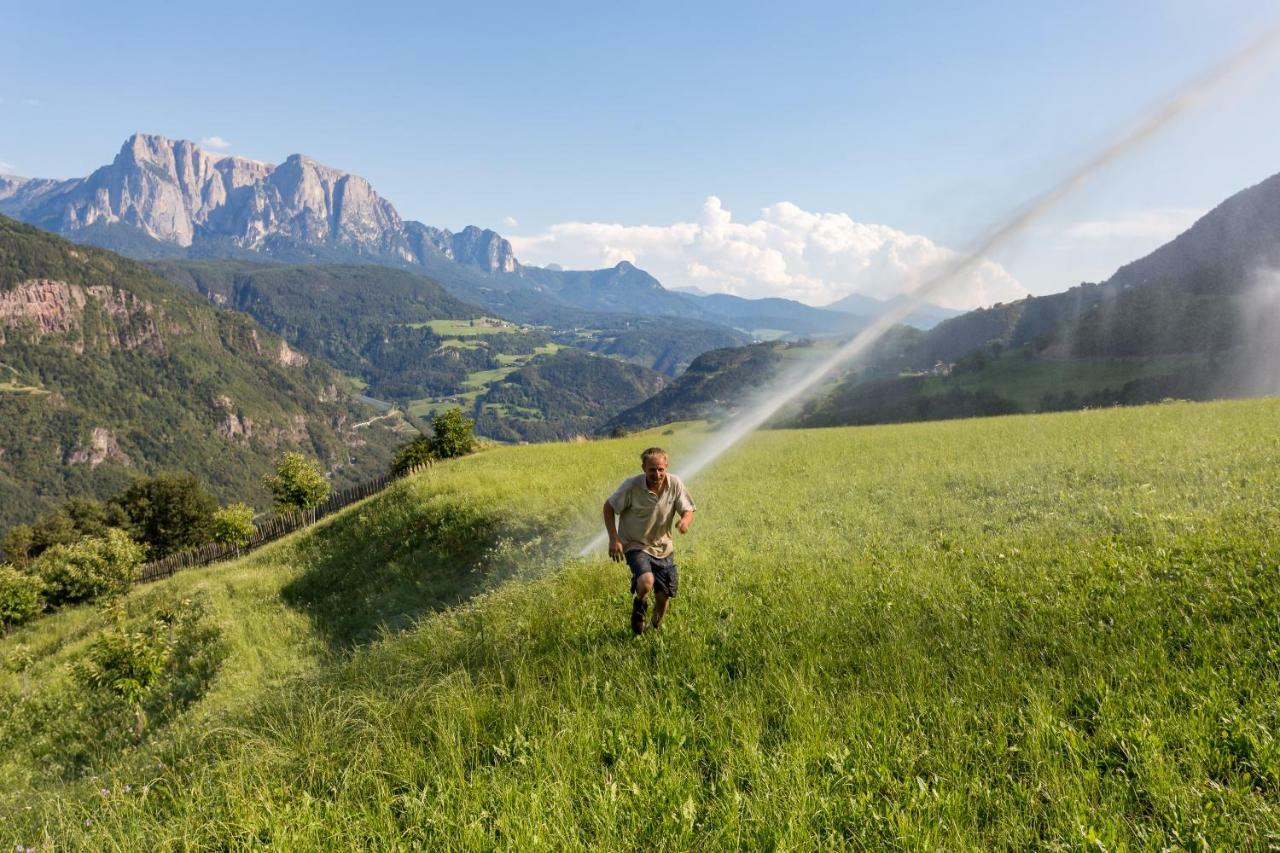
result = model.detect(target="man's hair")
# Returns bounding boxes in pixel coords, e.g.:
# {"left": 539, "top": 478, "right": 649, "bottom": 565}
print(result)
{"left": 640, "top": 447, "right": 668, "bottom": 466}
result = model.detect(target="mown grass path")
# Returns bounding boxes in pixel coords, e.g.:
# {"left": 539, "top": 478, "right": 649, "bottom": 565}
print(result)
{"left": 5, "top": 399, "right": 1280, "bottom": 848}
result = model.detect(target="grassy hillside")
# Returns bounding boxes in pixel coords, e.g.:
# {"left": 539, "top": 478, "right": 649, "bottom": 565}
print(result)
{"left": 3, "top": 399, "right": 1279, "bottom": 847}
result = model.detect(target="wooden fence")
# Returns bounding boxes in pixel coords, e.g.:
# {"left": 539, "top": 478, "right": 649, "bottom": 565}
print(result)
{"left": 136, "top": 461, "right": 433, "bottom": 585}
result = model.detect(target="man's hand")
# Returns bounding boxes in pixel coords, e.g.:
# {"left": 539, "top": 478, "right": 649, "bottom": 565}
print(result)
{"left": 676, "top": 511, "right": 693, "bottom": 535}
{"left": 609, "top": 537, "right": 625, "bottom": 562}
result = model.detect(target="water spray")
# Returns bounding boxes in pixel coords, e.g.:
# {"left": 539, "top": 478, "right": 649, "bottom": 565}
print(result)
{"left": 579, "top": 23, "right": 1280, "bottom": 557}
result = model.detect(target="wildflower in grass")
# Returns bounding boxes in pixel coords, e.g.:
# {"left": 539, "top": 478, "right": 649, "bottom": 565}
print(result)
{"left": 603, "top": 447, "right": 696, "bottom": 635}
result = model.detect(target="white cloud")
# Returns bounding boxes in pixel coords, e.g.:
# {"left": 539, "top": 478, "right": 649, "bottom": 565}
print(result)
{"left": 502, "top": 215, "right": 519, "bottom": 228}
{"left": 0, "top": 160, "right": 14, "bottom": 173}
{"left": 508, "top": 196, "right": 1028, "bottom": 310}
{"left": 1066, "top": 207, "right": 1205, "bottom": 241}
{"left": 200, "top": 136, "right": 232, "bottom": 150}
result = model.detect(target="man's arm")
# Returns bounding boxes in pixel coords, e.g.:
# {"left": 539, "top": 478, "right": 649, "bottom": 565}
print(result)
{"left": 676, "top": 509, "right": 693, "bottom": 535}
{"left": 603, "top": 502, "right": 625, "bottom": 562}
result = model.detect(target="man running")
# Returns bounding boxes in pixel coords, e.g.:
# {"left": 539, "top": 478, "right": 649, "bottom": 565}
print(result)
{"left": 603, "top": 447, "right": 696, "bottom": 635}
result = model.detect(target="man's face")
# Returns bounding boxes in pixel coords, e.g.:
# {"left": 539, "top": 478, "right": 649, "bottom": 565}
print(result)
{"left": 642, "top": 456, "right": 668, "bottom": 489}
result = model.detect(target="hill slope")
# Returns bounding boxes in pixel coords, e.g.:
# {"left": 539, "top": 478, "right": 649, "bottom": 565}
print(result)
{"left": 3, "top": 399, "right": 1278, "bottom": 847}
{"left": 0, "top": 216, "right": 407, "bottom": 531}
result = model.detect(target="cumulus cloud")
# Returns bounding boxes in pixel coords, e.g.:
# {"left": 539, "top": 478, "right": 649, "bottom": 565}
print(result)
{"left": 1066, "top": 207, "right": 1205, "bottom": 241}
{"left": 200, "top": 136, "right": 232, "bottom": 150}
{"left": 502, "top": 215, "right": 519, "bottom": 228}
{"left": 0, "top": 160, "right": 15, "bottom": 174}
{"left": 508, "top": 197, "right": 1028, "bottom": 310}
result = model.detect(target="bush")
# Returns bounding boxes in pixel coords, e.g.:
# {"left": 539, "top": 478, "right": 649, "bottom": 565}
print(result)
{"left": 389, "top": 410, "right": 476, "bottom": 476}
{"left": 0, "top": 564, "right": 43, "bottom": 630}
{"left": 112, "top": 472, "right": 217, "bottom": 558}
{"left": 429, "top": 408, "right": 476, "bottom": 459}
{"left": 265, "top": 452, "right": 331, "bottom": 513}
{"left": 390, "top": 435, "right": 436, "bottom": 476}
{"left": 76, "top": 604, "right": 172, "bottom": 741}
{"left": 30, "top": 529, "right": 145, "bottom": 606}
{"left": 210, "top": 503, "right": 256, "bottom": 550}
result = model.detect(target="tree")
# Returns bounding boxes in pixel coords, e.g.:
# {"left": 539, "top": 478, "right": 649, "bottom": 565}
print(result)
{"left": 2, "top": 525, "right": 34, "bottom": 567}
{"left": 264, "top": 452, "right": 331, "bottom": 516}
{"left": 112, "top": 472, "right": 217, "bottom": 558}
{"left": 430, "top": 408, "right": 476, "bottom": 459}
{"left": 210, "top": 504, "right": 257, "bottom": 552}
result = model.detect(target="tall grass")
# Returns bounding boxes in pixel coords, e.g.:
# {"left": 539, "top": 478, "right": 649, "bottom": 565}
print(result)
{"left": 4, "top": 399, "right": 1279, "bottom": 848}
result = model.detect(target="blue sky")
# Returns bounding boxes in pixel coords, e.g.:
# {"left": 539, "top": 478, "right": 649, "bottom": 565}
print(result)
{"left": 3, "top": 1, "right": 1279, "bottom": 306}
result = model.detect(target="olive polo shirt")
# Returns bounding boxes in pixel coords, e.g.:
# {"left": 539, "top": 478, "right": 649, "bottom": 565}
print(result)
{"left": 607, "top": 473, "right": 696, "bottom": 559}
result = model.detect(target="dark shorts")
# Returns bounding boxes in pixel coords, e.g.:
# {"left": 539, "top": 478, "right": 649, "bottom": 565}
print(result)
{"left": 626, "top": 549, "right": 678, "bottom": 598}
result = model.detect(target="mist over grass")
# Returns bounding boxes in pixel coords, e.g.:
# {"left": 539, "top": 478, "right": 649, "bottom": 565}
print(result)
{"left": 1239, "top": 269, "right": 1280, "bottom": 396}
{"left": 3, "top": 400, "right": 1280, "bottom": 847}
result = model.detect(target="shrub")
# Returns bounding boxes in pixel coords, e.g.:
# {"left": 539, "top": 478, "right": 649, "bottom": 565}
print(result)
{"left": 112, "top": 472, "right": 218, "bottom": 558}
{"left": 391, "top": 435, "right": 436, "bottom": 476}
{"left": 210, "top": 503, "right": 256, "bottom": 550}
{"left": 30, "top": 529, "right": 145, "bottom": 606}
{"left": 265, "top": 452, "right": 331, "bottom": 513}
{"left": 430, "top": 408, "right": 476, "bottom": 459}
{"left": 0, "top": 564, "right": 43, "bottom": 630}
{"left": 76, "top": 604, "right": 172, "bottom": 741}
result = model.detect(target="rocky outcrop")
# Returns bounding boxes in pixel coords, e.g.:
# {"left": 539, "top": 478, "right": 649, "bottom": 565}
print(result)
{"left": 66, "top": 427, "right": 129, "bottom": 468}
{"left": 276, "top": 339, "right": 308, "bottom": 366}
{"left": 0, "top": 279, "right": 88, "bottom": 337}
{"left": 405, "top": 222, "right": 520, "bottom": 273}
{"left": 0, "top": 279, "right": 165, "bottom": 352}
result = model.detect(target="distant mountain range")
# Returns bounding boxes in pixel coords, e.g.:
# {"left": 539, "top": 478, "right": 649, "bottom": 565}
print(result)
{"left": 0, "top": 133, "right": 956, "bottom": 337}
{"left": 614, "top": 167, "right": 1280, "bottom": 431}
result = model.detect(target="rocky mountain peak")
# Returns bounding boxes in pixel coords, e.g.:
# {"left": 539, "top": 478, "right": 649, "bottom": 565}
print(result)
{"left": 0, "top": 134, "right": 524, "bottom": 274}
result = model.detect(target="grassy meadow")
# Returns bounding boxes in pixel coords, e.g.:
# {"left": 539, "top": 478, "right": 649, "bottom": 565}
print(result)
{"left": 3, "top": 399, "right": 1279, "bottom": 848}
{"left": 922, "top": 352, "right": 1209, "bottom": 409}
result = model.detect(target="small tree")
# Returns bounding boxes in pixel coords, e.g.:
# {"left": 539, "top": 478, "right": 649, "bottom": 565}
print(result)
{"left": 112, "top": 472, "right": 218, "bottom": 558}
{"left": 264, "top": 452, "right": 331, "bottom": 518}
{"left": 30, "top": 529, "right": 145, "bottom": 606}
{"left": 0, "top": 564, "right": 43, "bottom": 632}
{"left": 390, "top": 435, "right": 436, "bottom": 476}
{"left": 2, "top": 524, "right": 34, "bottom": 567}
{"left": 430, "top": 408, "right": 476, "bottom": 459}
{"left": 210, "top": 504, "right": 257, "bottom": 553}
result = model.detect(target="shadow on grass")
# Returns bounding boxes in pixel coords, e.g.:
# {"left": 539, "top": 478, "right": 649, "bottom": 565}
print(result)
{"left": 280, "top": 483, "right": 546, "bottom": 651}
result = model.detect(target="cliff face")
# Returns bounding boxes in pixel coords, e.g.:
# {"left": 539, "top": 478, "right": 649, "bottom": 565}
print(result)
{"left": 0, "top": 134, "right": 517, "bottom": 272}
{"left": 0, "top": 279, "right": 165, "bottom": 353}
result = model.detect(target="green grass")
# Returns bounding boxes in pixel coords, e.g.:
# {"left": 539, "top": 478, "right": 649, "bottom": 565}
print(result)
{"left": 0, "top": 379, "right": 48, "bottom": 394}
{"left": 408, "top": 318, "right": 521, "bottom": 336}
{"left": 924, "top": 353, "right": 1207, "bottom": 408}
{"left": 438, "top": 338, "right": 486, "bottom": 351}
{"left": 4, "top": 401, "right": 1280, "bottom": 847}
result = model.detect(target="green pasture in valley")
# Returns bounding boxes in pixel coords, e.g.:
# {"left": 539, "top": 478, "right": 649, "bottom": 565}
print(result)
{"left": 3, "top": 399, "right": 1278, "bottom": 848}
{"left": 922, "top": 352, "right": 1208, "bottom": 409}
{"left": 408, "top": 318, "right": 523, "bottom": 336}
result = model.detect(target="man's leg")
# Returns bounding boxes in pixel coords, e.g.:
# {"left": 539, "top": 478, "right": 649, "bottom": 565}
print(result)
{"left": 651, "top": 590, "right": 670, "bottom": 629}
{"left": 632, "top": 570, "right": 654, "bottom": 635}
